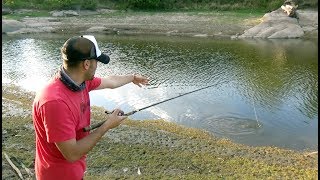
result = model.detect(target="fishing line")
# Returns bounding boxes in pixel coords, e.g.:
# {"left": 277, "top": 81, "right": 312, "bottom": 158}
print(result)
{"left": 252, "top": 98, "right": 261, "bottom": 128}
{"left": 251, "top": 72, "right": 261, "bottom": 128}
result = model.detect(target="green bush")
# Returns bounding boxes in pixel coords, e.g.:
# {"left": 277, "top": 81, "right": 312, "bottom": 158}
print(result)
{"left": 43, "top": 0, "right": 74, "bottom": 9}
{"left": 3, "top": 0, "right": 96, "bottom": 10}
{"left": 3, "top": 0, "right": 33, "bottom": 9}
{"left": 127, "top": 0, "right": 163, "bottom": 9}
{"left": 2, "top": 0, "right": 318, "bottom": 11}
{"left": 81, "top": 0, "right": 98, "bottom": 10}
{"left": 266, "top": 0, "right": 284, "bottom": 11}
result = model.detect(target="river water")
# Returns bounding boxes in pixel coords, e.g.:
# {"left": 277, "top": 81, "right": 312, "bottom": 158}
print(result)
{"left": 2, "top": 34, "right": 318, "bottom": 151}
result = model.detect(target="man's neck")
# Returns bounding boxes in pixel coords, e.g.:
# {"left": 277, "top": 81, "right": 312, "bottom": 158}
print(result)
{"left": 62, "top": 66, "right": 84, "bottom": 86}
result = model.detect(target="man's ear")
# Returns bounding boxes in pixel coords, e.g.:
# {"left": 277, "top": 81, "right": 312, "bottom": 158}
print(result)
{"left": 83, "top": 60, "right": 90, "bottom": 70}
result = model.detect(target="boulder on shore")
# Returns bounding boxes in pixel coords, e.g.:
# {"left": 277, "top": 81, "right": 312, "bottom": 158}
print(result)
{"left": 235, "top": 8, "right": 318, "bottom": 39}
{"left": 2, "top": 8, "right": 12, "bottom": 15}
{"left": 2, "top": 19, "right": 26, "bottom": 34}
{"left": 50, "top": 10, "right": 79, "bottom": 17}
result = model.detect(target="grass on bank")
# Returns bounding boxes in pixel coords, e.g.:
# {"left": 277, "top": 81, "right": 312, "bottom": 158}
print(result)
{"left": 2, "top": 84, "right": 318, "bottom": 179}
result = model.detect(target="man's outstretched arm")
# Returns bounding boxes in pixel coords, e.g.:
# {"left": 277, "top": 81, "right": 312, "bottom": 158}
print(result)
{"left": 95, "top": 74, "right": 149, "bottom": 90}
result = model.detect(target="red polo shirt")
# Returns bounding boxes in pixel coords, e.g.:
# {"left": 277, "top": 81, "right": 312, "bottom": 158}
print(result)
{"left": 32, "top": 76, "right": 101, "bottom": 180}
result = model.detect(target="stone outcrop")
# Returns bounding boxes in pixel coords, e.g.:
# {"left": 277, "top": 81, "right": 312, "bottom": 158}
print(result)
{"left": 2, "top": 19, "right": 26, "bottom": 33}
{"left": 2, "top": 17, "right": 61, "bottom": 34}
{"left": 2, "top": 8, "right": 12, "bottom": 15}
{"left": 50, "top": 10, "right": 79, "bottom": 17}
{"left": 235, "top": 9, "right": 318, "bottom": 39}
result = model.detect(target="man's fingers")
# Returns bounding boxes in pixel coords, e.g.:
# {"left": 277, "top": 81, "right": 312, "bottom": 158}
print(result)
{"left": 133, "top": 74, "right": 150, "bottom": 87}
{"left": 111, "top": 109, "right": 125, "bottom": 116}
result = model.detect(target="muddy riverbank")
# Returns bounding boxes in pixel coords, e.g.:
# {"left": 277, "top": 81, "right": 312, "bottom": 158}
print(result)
{"left": 2, "top": 84, "right": 318, "bottom": 179}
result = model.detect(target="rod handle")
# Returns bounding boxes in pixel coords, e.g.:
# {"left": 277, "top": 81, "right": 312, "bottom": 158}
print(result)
{"left": 125, "top": 110, "right": 137, "bottom": 116}
{"left": 105, "top": 110, "right": 124, "bottom": 116}
{"left": 83, "top": 110, "right": 137, "bottom": 132}
{"left": 83, "top": 121, "right": 106, "bottom": 132}
{"left": 105, "top": 110, "right": 137, "bottom": 116}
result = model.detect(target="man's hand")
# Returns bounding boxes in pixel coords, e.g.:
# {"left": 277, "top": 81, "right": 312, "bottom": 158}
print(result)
{"left": 132, "top": 74, "right": 150, "bottom": 87}
{"left": 55, "top": 108, "right": 127, "bottom": 162}
{"left": 102, "top": 109, "right": 127, "bottom": 130}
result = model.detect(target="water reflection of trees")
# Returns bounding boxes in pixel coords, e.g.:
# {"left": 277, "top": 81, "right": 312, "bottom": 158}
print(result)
{"left": 230, "top": 39, "right": 318, "bottom": 119}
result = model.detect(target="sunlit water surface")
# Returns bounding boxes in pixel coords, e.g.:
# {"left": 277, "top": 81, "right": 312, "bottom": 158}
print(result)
{"left": 2, "top": 34, "right": 318, "bottom": 151}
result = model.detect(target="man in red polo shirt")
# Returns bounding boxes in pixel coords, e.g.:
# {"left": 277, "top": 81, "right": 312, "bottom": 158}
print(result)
{"left": 32, "top": 35, "right": 149, "bottom": 180}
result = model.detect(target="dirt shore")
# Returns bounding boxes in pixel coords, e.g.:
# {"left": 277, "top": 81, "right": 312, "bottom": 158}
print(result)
{"left": 2, "top": 9, "right": 264, "bottom": 37}
{"left": 2, "top": 9, "right": 318, "bottom": 39}
{"left": 2, "top": 84, "right": 318, "bottom": 179}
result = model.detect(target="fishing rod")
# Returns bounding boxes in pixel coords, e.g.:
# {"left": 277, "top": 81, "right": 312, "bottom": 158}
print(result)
{"left": 83, "top": 82, "right": 222, "bottom": 132}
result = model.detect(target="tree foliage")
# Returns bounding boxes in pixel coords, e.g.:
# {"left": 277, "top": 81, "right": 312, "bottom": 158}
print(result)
{"left": 2, "top": 0, "right": 318, "bottom": 11}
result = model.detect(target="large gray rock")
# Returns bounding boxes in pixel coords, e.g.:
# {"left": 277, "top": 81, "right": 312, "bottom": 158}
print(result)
{"left": 2, "top": 19, "right": 26, "bottom": 34}
{"left": 50, "top": 10, "right": 79, "bottom": 17}
{"left": 268, "top": 24, "right": 304, "bottom": 38}
{"left": 297, "top": 9, "right": 318, "bottom": 32}
{"left": 2, "top": 8, "right": 12, "bottom": 15}
{"left": 6, "top": 27, "right": 55, "bottom": 35}
{"left": 85, "top": 26, "right": 108, "bottom": 33}
{"left": 236, "top": 9, "right": 317, "bottom": 39}
{"left": 2, "top": 17, "right": 61, "bottom": 34}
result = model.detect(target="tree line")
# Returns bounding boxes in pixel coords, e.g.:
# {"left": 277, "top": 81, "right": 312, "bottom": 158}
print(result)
{"left": 3, "top": 0, "right": 318, "bottom": 12}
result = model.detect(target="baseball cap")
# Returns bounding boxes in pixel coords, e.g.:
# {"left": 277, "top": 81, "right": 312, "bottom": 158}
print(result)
{"left": 61, "top": 35, "right": 110, "bottom": 64}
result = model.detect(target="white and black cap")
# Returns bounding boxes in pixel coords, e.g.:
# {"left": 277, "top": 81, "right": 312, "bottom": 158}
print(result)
{"left": 61, "top": 35, "right": 110, "bottom": 64}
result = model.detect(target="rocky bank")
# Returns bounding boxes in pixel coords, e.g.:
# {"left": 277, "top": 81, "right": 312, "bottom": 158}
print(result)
{"left": 2, "top": 8, "right": 318, "bottom": 39}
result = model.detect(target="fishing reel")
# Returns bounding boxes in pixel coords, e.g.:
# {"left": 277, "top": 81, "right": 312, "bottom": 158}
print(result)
{"left": 105, "top": 110, "right": 137, "bottom": 116}
{"left": 105, "top": 110, "right": 125, "bottom": 116}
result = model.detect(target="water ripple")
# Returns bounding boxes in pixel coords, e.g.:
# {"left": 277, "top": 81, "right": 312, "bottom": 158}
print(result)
{"left": 204, "top": 115, "right": 263, "bottom": 136}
